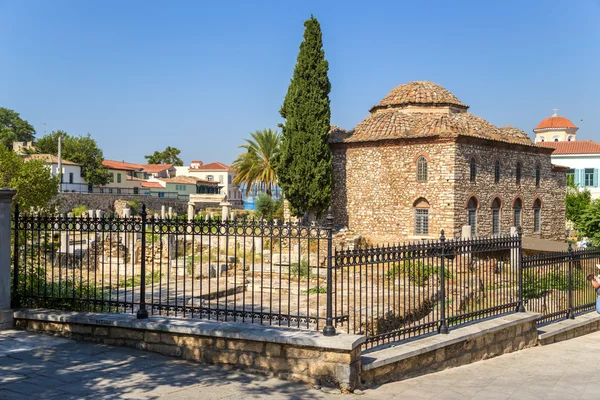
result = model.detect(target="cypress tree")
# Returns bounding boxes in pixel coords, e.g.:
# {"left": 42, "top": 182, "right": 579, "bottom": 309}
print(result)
{"left": 278, "top": 15, "right": 332, "bottom": 220}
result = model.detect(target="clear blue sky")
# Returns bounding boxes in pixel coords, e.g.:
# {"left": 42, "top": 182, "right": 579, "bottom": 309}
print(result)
{"left": 1, "top": 0, "right": 599, "bottom": 165}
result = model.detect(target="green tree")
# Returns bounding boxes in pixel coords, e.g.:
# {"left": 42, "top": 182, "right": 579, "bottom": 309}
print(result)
{"left": 255, "top": 193, "right": 283, "bottom": 221}
{"left": 566, "top": 179, "right": 592, "bottom": 226}
{"left": 232, "top": 129, "right": 280, "bottom": 196}
{"left": 577, "top": 200, "right": 600, "bottom": 246}
{"left": 0, "top": 107, "right": 36, "bottom": 149}
{"left": 0, "top": 146, "right": 58, "bottom": 210}
{"left": 144, "top": 146, "right": 183, "bottom": 166}
{"left": 36, "top": 130, "right": 111, "bottom": 185}
{"left": 277, "top": 16, "right": 332, "bottom": 220}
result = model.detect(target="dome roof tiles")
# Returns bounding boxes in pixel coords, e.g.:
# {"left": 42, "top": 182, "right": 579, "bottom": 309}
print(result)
{"left": 371, "top": 81, "right": 469, "bottom": 112}
{"left": 535, "top": 115, "right": 577, "bottom": 130}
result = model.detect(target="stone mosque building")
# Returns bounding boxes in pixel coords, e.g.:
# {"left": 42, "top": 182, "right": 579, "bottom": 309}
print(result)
{"left": 330, "top": 81, "right": 567, "bottom": 243}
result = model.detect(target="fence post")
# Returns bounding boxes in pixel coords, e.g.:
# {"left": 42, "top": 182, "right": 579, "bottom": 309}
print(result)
{"left": 0, "top": 189, "right": 17, "bottom": 330}
{"left": 323, "top": 207, "right": 336, "bottom": 336}
{"left": 438, "top": 229, "right": 449, "bottom": 334}
{"left": 137, "top": 204, "right": 148, "bottom": 319}
{"left": 516, "top": 226, "right": 526, "bottom": 312}
{"left": 11, "top": 204, "right": 19, "bottom": 310}
{"left": 566, "top": 243, "right": 575, "bottom": 320}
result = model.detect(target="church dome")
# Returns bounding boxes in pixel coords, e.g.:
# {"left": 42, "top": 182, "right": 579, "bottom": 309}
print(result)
{"left": 535, "top": 113, "right": 577, "bottom": 130}
{"left": 369, "top": 81, "right": 469, "bottom": 113}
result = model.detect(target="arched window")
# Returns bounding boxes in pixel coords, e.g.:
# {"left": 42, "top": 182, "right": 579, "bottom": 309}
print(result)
{"left": 469, "top": 157, "right": 477, "bottom": 182}
{"left": 539, "top": 136, "right": 546, "bottom": 142}
{"left": 513, "top": 198, "right": 522, "bottom": 228}
{"left": 533, "top": 199, "right": 542, "bottom": 233}
{"left": 568, "top": 136, "right": 574, "bottom": 142}
{"left": 467, "top": 197, "right": 478, "bottom": 237}
{"left": 413, "top": 198, "right": 430, "bottom": 235}
{"left": 535, "top": 164, "right": 541, "bottom": 187}
{"left": 516, "top": 162, "right": 522, "bottom": 185}
{"left": 552, "top": 135, "right": 560, "bottom": 142}
{"left": 417, "top": 156, "right": 428, "bottom": 182}
{"left": 494, "top": 160, "right": 501, "bottom": 184}
{"left": 492, "top": 198, "right": 501, "bottom": 236}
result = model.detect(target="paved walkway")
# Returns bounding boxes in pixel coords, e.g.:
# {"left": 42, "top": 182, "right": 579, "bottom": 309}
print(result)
{"left": 1, "top": 328, "right": 600, "bottom": 399}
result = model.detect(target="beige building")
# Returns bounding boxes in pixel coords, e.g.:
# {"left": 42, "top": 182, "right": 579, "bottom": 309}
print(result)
{"left": 330, "top": 81, "right": 567, "bottom": 243}
{"left": 534, "top": 109, "right": 579, "bottom": 143}
{"left": 176, "top": 161, "right": 242, "bottom": 207}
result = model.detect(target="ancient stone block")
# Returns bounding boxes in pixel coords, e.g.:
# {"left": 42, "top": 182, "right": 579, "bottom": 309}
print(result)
{"left": 321, "top": 351, "right": 351, "bottom": 364}
{"left": 147, "top": 343, "right": 182, "bottom": 358}
{"left": 182, "top": 347, "right": 202, "bottom": 362}
{"left": 110, "top": 328, "right": 143, "bottom": 340}
{"left": 238, "top": 353, "right": 254, "bottom": 367}
{"left": 226, "top": 340, "right": 263, "bottom": 353}
{"left": 144, "top": 332, "right": 161, "bottom": 343}
{"left": 285, "top": 347, "right": 321, "bottom": 359}
{"left": 265, "top": 343, "right": 282, "bottom": 357}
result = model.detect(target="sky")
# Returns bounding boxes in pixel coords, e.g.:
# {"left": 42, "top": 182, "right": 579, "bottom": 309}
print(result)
{"left": 1, "top": 0, "right": 599, "bottom": 165}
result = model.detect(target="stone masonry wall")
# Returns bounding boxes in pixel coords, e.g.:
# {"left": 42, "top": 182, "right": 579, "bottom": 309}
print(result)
{"left": 14, "top": 319, "right": 361, "bottom": 391}
{"left": 360, "top": 317, "right": 538, "bottom": 388}
{"left": 56, "top": 193, "right": 189, "bottom": 215}
{"left": 331, "top": 138, "right": 566, "bottom": 244}
{"left": 454, "top": 142, "right": 566, "bottom": 241}
{"left": 332, "top": 139, "right": 457, "bottom": 244}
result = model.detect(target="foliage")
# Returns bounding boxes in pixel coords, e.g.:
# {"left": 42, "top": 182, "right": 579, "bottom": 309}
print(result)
{"left": 387, "top": 261, "right": 452, "bottom": 287}
{"left": 523, "top": 269, "right": 587, "bottom": 300}
{"left": 0, "top": 107, "right": 36, "bottom": 148}
{"left": 72, "top": 205, "right": 87, "bottom": 216}
{"left": 255, "top": 193, "right": 283, "bottom": 221}
{"left": 118, "top": 271, "right": 162, "bottom": 289}
{"left": 35, "top": 130, "right": 111, "bottom": 185}
{"left": 303, "top": 286, "right": 326, "bottom": 295}
{"left": 277, "top": 16, "right": 332, "bottom": 220}
{"left": 576, "top": 199, "right": 600, "bottom": 246}
{"left": 566, "top": 181, "right": 591, "bottom": 226}
{"left": 127, "top": 199, "right": 142, "bottom": 215}
{"left": 0, "top": 146, "right": 59, "bottom": 210}
{"left": 291, "top": 260, "right": 311, "bottom": 278}
{"left": 232, "top": 129, "right": 280, "bottom": 196}
{"left": 144, "top": 146, "right": 183, "bottom": 166}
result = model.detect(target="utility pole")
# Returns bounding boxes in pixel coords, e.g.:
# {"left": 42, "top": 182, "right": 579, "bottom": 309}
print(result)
{"left": 57, "top": 134, "right": 62, "bottom": 193}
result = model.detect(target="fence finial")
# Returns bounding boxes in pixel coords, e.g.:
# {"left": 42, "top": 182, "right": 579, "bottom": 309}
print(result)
{"left": 568, "top": 242, "right": 573, "bottom": 252}
{"left": 440, "top": 229, "right": 445, "bottom": 241}
{"left": 141, "top": 204, "right": 147, "bottom": 219}
{"left": 517, "top": 225, "right": 523, "bottom": 237}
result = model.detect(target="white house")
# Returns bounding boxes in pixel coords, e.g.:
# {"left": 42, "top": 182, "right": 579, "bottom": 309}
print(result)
{"left": 176, "top": 160, "right": 242, "bottom": 206}
{"left": 24, "top": 154, "right": 86, "bottom": 192}
{"left": 535, "top": 111, "right": 600, "bottom": 198}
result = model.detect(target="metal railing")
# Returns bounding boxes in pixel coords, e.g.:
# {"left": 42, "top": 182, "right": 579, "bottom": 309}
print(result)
{"left": 10, "top": 205, "right": 600, "bottom": 348}
{"left": 333, "top": 231, "right": 522, "bottom": 348}
{"left": 522, "top": 245, "right": 600, "bottom": 325}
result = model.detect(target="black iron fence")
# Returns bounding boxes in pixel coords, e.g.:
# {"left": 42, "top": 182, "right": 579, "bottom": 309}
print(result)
{"left": 522, "top": 246, "right": 600, "bottom": 325}
{"left": 10, "top": 206, "right": 600, "bottom": 348}
{"left": 332, "top": 232, "right": 522, "bottom": 348}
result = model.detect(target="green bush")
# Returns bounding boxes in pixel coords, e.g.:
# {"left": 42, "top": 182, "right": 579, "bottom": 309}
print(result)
{"left": 72, "top": 205, "right": 87, "bottom": 216}
{"left": 255, "top": 194, "right": 283, "bottom": 221}
{"left": 523, "top": 269, "right": 587, "bottom": 299}
{"left": 291, "top": 259, "right": 311, "bottom": 278}
{"left": 387, "top": 261, "right": 452, "bottom": 286}
{"left": 303, "top": 286, "right": 326, "bottom": 295}
{"left": 127, "top": 199, "right": 142, "bottom": 215}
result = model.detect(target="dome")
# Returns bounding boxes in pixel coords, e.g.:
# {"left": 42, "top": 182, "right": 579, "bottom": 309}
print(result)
{"left": 535, "top": 113, "right": 577, "bottom": 130}
{"left": 369, "top": 81, "right": 469, "bottom": 113}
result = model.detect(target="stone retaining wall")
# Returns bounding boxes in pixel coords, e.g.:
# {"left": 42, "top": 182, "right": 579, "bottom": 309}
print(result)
{"left": 360, "top": 314, "right": 539, "bottom": 387}
{"left": 56, "top": 193, "right": 189, "bottom": 214}
{"left": 13, "top": 311, "right": 364, "bottom": 392}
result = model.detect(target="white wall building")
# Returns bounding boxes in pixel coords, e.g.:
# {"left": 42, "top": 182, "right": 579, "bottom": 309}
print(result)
{"left": 176, "top": 160, "right": 242, "bottom": 206}
{"left": 24, "top": 154, "right": 86, "bottom": 192}
{"left": 536, "top": 111, "right": 600, "bottom": 199}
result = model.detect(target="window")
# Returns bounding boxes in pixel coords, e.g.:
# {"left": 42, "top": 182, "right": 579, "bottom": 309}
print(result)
{"left": 552, "top": 136, "right": 560, "bottom": 142}
{"left": 110, "top": 173, "right": 114, "bottom": 183}
{"left": 158, "top": 192, "right": 165, "bottom": 198}
{"left": 206, "top": 175, "right": 214, "bottom": 181}
{"left": 515, "top": 162, "right": 522, "bottom": 185}
{"left": 539, "top": 136, "right": 545, "bottom": 142}
{"left": 566, "top": 169, "right": 575, "bottom": 186}
{"left": 69, "top": 172, "right": 74, "bottom": 184}
{"left": 533, "top": 199, "right": 542, "bottom": 233}
{"left": 494, "top": 160, "right": 500, "bottom": 184}
{"left": 535, "top": 164, "right": 541, "bottom": 187}
{"left": 133, "top": 187, "right": 139, "bottom": 195}
{"left": 228, "top": 175, "right": 232, "bottom": 184}
{"left": 585, "top": 168, "right": 595, "bottom": 187}
{"left": 469, "top": 157, "right": 477, "bottom": 182}
{"left": 116, "top": 189, "right": 121, "bottom": 194}
{"left": 413, "top": 198, "right": 430, "bottom": 235}
{"left": 183, "top": 185, "right": 186, "bottom": 191}
{"left": 467, "top": 197, "right": 478, "bottom": 236}
{"left": 417, "top": 156, "right": 428, "bottom": 182}
{"left": 513, "top": 199, "right": 522, "bottom": 228}
{"left": 568, "top": 136, "right": 574, "bottom": 141}
{"left": 492, "top": 198, "right": 501, "bottom": 236}
{"left": 117, "top": 173, "right": 122, "bottom": 183}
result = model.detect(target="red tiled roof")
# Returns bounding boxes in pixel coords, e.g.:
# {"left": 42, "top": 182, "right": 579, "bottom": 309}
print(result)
{"left": 102, "top": 160, "right": 172, "bottom": 173}
{"left": 537, "top": 140, "right": 600, "bottom": 155}
{"left": 141, "top": 181, "right": 164, "bottom": 189}
{"left": 191, "top": 162, "right": 231, "bottom": 171}
{"left": 160, "top": 176, "right": 219, "bottom": 185}
{"left": 535, "top": 116, "right": 577, "bottom": 130}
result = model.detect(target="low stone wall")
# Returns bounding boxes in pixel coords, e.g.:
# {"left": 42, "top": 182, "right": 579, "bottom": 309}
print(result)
{"left": 13, "top": 310, "right": 364, "bottom": 391}
{"left": 56, "top": 193, "right": 189, "bottom": 214}
{"left": 538, "top": 312, "right": 600, "bottom": 345}
{"left": 360, "top": 313, "right": 539, "bottom": 387}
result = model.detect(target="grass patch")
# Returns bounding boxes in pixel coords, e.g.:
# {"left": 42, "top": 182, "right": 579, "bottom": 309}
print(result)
{"left": 387, "top": 261, "right": 453, "bottom": 286}
{"left": 118, "top": 270, "right": 163, "bottom": 288}
{"left": 303, "top": 286, "right": 327, "bottom": 295}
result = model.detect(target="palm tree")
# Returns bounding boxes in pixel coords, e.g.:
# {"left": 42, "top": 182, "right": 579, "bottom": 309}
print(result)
{"left": 232, "top": 129, "right": 280, "bottom": 197}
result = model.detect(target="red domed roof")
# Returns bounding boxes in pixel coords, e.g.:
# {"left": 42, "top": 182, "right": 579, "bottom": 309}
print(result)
{"left": 535, "top": 114, "right": 577, "bottom": 130}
